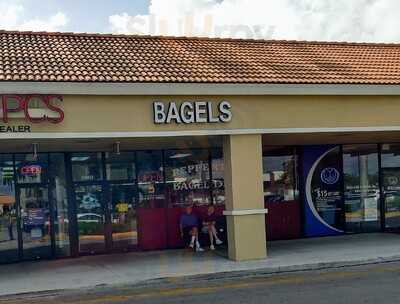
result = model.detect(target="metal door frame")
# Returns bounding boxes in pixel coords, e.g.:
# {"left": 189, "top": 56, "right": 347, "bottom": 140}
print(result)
{"left": 341, "top": 144, "right": 383, "bottom": 234}
{"left": 14, "top": 153, "right": 56, "bottom": 261}
{"left": 71, "top": 180, "right": 111, "bottom": 255}
{"left": 107, "top": 181, "right": 138, "bottom": 252}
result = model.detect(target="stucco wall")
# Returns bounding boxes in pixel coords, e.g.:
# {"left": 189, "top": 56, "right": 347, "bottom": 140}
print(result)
{"left": 8, "top": 94, "right": 400, "bottom": 134}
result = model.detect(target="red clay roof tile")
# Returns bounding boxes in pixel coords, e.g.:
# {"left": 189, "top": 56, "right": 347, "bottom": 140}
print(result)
{"left": 1, "top": 30, "right": 400, "bottom": 84}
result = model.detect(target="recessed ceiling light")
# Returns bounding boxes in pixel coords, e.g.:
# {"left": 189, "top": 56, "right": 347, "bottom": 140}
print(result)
{"left": 71, "top": 157, "right": 90, "bottom": 162}
{"left": 169, "top": 153, "right": 192, "bottom": 159}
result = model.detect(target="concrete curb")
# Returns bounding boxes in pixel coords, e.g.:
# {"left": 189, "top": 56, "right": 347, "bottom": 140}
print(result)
{"left": 142, "top": 255, "right": 400, "bottom": 285}
{"left": 2, "top": 255, "right": 400, "bottom": 301}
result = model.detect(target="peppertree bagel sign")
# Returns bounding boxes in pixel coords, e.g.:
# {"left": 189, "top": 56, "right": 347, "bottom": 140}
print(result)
{"left": 153, "top": 101, "right": 232, "bottom": 124}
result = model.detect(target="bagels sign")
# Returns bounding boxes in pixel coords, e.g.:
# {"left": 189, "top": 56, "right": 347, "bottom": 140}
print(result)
{"left": 153, "top": 101, "right": 232, "bottom": 124}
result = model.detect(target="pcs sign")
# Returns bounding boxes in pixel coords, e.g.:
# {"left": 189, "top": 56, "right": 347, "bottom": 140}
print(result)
{"left": 0, "top": 95, "right": 64, "bottom": 124}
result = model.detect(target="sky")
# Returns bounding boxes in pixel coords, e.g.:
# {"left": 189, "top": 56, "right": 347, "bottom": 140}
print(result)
{"left": 0, "top": 0, "right": 399, "bottom": 43}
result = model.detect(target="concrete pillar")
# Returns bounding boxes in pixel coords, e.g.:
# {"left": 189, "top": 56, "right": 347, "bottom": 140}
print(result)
{"left": 223, "top": 134, "right": 267, "bottom": 261}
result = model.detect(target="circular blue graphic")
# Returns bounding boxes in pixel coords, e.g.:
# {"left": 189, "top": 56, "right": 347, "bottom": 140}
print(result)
{"left": 320, "top": 167, "right": 339, "bottom": 185}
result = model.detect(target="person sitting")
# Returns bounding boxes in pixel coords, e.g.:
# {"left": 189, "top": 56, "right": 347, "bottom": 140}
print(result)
{"left": 202, "top": 204, "right": 223, "bottom": 250}
{"left": 180, "top": 205, "right": 204, "bottom": 252}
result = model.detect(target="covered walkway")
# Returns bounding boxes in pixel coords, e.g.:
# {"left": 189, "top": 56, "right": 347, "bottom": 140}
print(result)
{"left": 1, "top": 233, "right": 400, "bottom": 296}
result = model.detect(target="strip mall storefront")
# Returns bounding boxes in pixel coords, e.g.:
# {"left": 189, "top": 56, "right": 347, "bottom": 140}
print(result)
{"left": 1, "top": 92, "right": 400, "bottom": 264}
{"left": 2, "top": 32, "right": 400, "bottom": 263}
{"left": 264, "top": 144, "right": 400, "bottom": 240}
{"left": 0, "top": 95, "right": 239, "bottom": 264}
{"left": 0, "top": 147, "right": 226, "bottom": 264}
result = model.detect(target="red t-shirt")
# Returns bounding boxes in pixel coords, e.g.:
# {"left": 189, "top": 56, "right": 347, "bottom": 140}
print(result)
{"left": 202, "top": 212, "right": 218, "bottom": 223}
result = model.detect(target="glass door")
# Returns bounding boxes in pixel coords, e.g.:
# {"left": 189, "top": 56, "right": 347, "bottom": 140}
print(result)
{"left": 0, "top": 155, "right": 18, "bottom": 264}
{"left": 343, "top": 145, "right": 381, "bottom": 233}
{"left": 0, "top": 153, "right": 70, "bottom": 264}
{"left": 381, "top": 144, "right": 400, "bottom": 230}
{"left": 109, "top": 183, "right": 138, "bottom": 251}
{"left": 74, "top": 184, "right": 106, "bottom": 254}
{"left": 104, "top": 152, "right": 138, "bottom": 251}
{"left": 18, "top": 185, "right": 52, "bottom": 260}
{"left": 70, "top": 153, "right": 108, "bottom": 254}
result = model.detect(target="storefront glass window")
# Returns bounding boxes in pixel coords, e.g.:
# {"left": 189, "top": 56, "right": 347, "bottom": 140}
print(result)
{"left": 137, "top": 151, "right": 165, "bottom": 208}
{"left": 110, "top": 183, "right": 138, "bottom": 249}
{"left": 263, "top": 147, "right": 298, "bottom": 203}
{"left": 343, "top": 144, "right": 380, "bottom": 233}
{"left": 0, "top": 154, "right": 18, "bottom": 264}
{"left": 165, "top": 149, "right": 211, "bottom": 207}
{"left": 105, "top": 152, "right": 136, "bottom": 181}
{"left": 71, "top": 153, "right": 103, "bottom": 182}
{"left": 211, "top": 149, "right": 225, "bottom": 205}
{"left": 264, "top": 146, "right": 303, "bottom": 240}
{"left": 380, "top": 143, "right": 400, "bottom": 229}
{"left": 49, "top": 153, "right": 70, "bottom": 257}
{"left": 306, "top": 146, "right": 344, "bottom": 232}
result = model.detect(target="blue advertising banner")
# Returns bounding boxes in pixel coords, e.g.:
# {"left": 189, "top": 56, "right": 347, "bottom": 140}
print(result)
{"left": 302, "top": 145, "right": 345, "bottom": 237}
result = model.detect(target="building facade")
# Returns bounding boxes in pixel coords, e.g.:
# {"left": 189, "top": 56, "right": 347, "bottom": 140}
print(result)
{"left": 1, "top": 31, "right": 400, "bottom": 263}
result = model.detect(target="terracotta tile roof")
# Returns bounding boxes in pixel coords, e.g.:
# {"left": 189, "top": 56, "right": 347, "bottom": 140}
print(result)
{"left": 1, "top": 30, "right": 400, "bottom": 84}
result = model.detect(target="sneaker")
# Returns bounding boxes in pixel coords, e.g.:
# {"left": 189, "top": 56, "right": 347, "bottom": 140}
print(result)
{"left": 215, "top": 239, "right": 223, "bottom": 245}
{"left": 196, "top": 246, "right": 204, "bottom": 252}
{"left": 189, "top": 242, "right": 194, "bottom": 248}
{"left": 210, "top": 245, "right": 215, "bottom": 250}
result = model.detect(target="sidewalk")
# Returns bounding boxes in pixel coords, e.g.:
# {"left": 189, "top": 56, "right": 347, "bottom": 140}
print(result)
{"left": 1, "top": 233, "right": 400, "bottom": 296}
